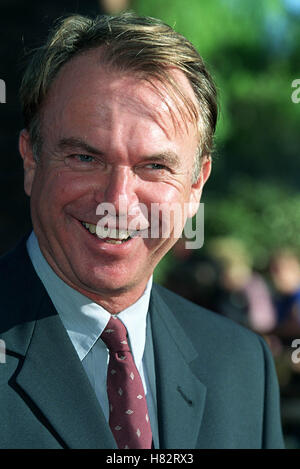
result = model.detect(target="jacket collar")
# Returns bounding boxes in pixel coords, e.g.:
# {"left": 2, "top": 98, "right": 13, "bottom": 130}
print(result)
{"left": 15, "top": 301, "right": 117, "bottom": 449}
{"left": 149, "top": 286, "right": 207, "bottom": 449}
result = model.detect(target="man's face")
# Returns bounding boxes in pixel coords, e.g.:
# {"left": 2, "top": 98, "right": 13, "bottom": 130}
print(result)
{"left": 19, "top": 49, "right": 211, "bottom": 308}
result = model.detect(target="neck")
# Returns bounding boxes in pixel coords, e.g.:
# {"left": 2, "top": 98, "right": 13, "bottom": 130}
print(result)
{"left": 73, "top": 280, "right": 151, "bottom": 314}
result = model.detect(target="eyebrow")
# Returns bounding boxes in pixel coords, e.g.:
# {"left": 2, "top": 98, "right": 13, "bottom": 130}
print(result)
{"left": 56, "top": 137, "right": 103, "bottom": 155}
{"left": 56, "top": 137, "right": 181, "bottom": 168}
{"left": 142, "top": 152, "right": 181, "bottom": 168}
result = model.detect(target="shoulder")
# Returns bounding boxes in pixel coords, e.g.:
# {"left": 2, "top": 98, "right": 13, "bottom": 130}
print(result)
{"left": 0, "top": 236, "right": 45, "bottom": 335}
{"left": 0, "top": 236, "right": 33, "bottom": 297}
{"left": 152, "top": 282, "right": 268, "bottom": 361}
{"left": 0, "top": 235, "right": 30, "bottom": 274}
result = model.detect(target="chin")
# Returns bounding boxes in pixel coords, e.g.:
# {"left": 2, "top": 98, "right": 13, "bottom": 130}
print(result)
{"left": 83, "top": 272, "right": 136, "bottom": 296}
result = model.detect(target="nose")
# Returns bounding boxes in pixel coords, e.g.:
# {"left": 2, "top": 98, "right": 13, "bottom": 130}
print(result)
{"left": 95, "top": 165, "right": 139, "bottom": 217}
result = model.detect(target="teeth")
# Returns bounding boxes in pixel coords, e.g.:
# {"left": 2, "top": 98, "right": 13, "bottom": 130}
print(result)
{"left": 97, "top": 226, "right": 130, "bottom": 240}
{"left": 89, "top": 224, "right": 96, "bottom": 234}
{"left": 81, "top": 222, "right": 131, "bottom": 241}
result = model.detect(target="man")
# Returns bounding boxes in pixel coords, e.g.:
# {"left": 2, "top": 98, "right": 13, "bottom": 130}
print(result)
{"left": 0, "top": 12, "right": 284, "bottom": 449}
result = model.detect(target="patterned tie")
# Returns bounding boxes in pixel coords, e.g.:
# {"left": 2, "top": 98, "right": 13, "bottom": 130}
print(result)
{"left": 101, "top": 316, "right": 152, "bottom": 449}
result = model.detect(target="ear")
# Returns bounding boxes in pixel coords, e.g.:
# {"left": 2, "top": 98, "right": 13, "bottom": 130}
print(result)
{"left": 19, "top": 129, "right": 37, "bottom": 196}
{"left": 186, "top": 155, "right": 211, "bottom": 218}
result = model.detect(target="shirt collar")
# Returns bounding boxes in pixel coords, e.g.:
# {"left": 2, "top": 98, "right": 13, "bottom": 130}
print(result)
{"left": 26, "top": 231, "right": 153, "bottom": 367}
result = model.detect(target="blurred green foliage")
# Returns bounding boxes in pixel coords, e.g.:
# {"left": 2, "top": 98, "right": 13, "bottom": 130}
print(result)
{"left": 204, "top": 179, "right": 300, "bottom": 270}
{"left": 133, "top": 0, "right": 300, "bottom": 278}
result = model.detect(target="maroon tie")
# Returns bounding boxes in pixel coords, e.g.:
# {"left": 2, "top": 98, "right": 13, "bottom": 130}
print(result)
{"left": 101, "top": 316, "right": 152, "bottom": 449}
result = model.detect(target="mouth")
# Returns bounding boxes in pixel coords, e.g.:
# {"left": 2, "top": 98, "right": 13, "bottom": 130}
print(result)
{"left": 81, "top": 221, "right": 136, "bottom": 244}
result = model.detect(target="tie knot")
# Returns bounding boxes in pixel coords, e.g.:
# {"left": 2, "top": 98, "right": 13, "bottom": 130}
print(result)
{"left": 101, "top": 316, "right": 130, "bottom": 353}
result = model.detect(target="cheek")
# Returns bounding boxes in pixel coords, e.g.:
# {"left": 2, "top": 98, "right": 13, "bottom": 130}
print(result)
{"left": 141, "top": 186, "right": 189, "bottom": 239}
{"left": 31, "top": 169, "right": 88, "bottom": 216}
{"left": 142, "top": 180, "right": 187, "bottom": 206}
{"left": 61, "top": 168, "right": 93, "bottom": 193}
{"left": 145, "top": 184, "right": 193, "bottom": 228}
{"left": 142, "top": 181, "right": 187, "bottom": 205}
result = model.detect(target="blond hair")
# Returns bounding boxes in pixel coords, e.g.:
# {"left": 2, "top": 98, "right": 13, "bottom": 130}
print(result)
{"left": 20, "top": 12, "right": 217, "bottom": 180}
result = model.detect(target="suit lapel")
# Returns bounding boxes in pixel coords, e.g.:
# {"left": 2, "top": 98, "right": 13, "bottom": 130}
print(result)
{"left": 15, "top": 300, "right": 116, "bottom": 448}
{"left": 150, "top": 286, "right": 207, "bottom": 449}
{"left": 4, "top": 240, "right": 116, "bottom": 449}
{"left": 14, "top": 295, "right": 117, "bottom": 449}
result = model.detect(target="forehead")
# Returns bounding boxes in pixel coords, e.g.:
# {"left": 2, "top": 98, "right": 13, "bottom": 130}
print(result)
{"left": 41, "top": 48, "right": 199, "bottom": 140}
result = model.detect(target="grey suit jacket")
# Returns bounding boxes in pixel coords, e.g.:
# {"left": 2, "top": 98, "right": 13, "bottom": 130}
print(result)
{"left": 0, "top": 238, "right": 284, "bottom": 448}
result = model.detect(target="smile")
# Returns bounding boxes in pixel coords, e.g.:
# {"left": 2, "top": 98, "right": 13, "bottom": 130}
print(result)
{"left": 81, "top": 221, "right": 133, "bottom": 244}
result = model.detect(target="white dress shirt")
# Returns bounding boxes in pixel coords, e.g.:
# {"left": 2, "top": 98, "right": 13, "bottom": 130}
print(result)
{"left": 26, "top": 231, "right": 159, "bottom": 448}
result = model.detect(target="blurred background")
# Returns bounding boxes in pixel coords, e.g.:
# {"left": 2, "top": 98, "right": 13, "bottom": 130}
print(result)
{"left": 0, "top": 0, "right": 299, "bottom": 448}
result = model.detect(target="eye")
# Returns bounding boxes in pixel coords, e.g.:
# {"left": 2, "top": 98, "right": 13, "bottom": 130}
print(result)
{"left": 146, "top": 163, "right": 168, "bottom": 170}
{"left": 64, "top": 153, "right": 99, "bottom": 170}
{"left": 73, "top": 154, "right": 95, "bottom": 163}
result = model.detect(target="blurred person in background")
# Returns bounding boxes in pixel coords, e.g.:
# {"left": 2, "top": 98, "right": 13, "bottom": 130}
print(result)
{"left": 167, "top": 237, "right": 277, "bottom": 335}
{"left": 207, "top": 237, "right": 277, "bottom": 335}
{"left": 269, "top": 249, "right": 300, "bottom": 343}
{"left": 269, "top": 249, "right": 300, "bottom": 448}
